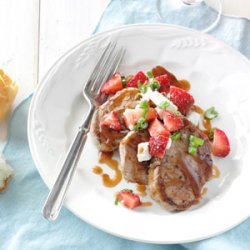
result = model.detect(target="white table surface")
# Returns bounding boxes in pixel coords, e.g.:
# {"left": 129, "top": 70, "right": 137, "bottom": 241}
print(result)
{"left": 0, "top": 0, "right": 108, "bottom": 149}
{"left": 0, "top": 0, "right": 108, "bottom": 106}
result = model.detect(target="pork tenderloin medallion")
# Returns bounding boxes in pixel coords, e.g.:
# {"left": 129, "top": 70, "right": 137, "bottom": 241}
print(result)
{"left": 149, "top": 124, "right": 213, "bottom": 211}
{"left": 91, "top": 88, "right": 139, "bottom": 152}
{"left": 119, "top": 130, "right": 150, "bottom": 185}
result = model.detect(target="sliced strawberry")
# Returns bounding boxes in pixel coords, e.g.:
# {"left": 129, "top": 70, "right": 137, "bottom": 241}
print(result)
{"left": 149, "top": 135, "right": 169, "bottom": 158}
{"left": 123, "top": 108, "right": 157, "bottom": 129}
{"left": 100, "top": 73, "right": 123, "bottom": 94}
{"left": 127, "top": 71, "right": 147, "bottom": 88}
{"left": 101, "top": 111, "right": 122, "bottom": 131}
{"left": 117, "top": 191, "right": 141, "bottom": 209}
{"left": 169, "top": 86, "right": 195, "bottom": 115}
{"left": 162, "top": 110, "right": 184, "bottom": 132}
{"left": 211, "top": 128, "right": 230, "bottom": 157}
{"left": 148, "top": 119, "right": 170, "bottom": 137}
{"left": 155, "top": 75, "right": 170, "bottom": 93}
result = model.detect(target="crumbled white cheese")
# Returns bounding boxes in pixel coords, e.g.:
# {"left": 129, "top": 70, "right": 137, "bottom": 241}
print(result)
{"left": 142, "top": 89, "right": 178, "bottom": 113}
{"left": 167, "top": 138, "right": 172, "bottom": 150}
{"left": 0, "top": 153, "right": 13, "bottom": 189}
{"left": 137, "top": 142, "right": 151, "bottom": 162}
{"left": 155, "top": 107, "right": 164, "bottom": 120}
{"left": 187, "top": 111, "right": 200, "bottom": 126}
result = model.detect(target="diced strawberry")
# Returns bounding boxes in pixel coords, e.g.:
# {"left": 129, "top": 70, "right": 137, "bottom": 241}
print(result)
{"left": 123, "top": 109, "right": 137, "bottom": 129}
{"left": 117, "top": 191, "right": 141, "bottom": 209}
{"left": 101, "top": 111, "right": 122, "bottom": 131}
{"left": 126, "top": 71, "right": 147, "bottom": 88}
{"left": 148, "top": 119, "right": 170, "bottom": 137}
{"left": 100, "top": 73, "right": 123, "bottom": 94}
{"left": 162, "top": 110, "right": 184, "bottom": 132}
{"left": 155, "top": 75, "right": 170, "bottom": 93}
{"left": 169, "top": 86, "right": 195, "bottom": 115}
{"left": 123, "top": 108, "right": 157, "bottom": 129}
{"left": 145, "top": 108, "right": 157, "bottom": 122}
{"left": 211, "top": 128, "right": 230, "bottom": 157}
{"left": 149, "top": 135, "right": 169, "bottom": 158}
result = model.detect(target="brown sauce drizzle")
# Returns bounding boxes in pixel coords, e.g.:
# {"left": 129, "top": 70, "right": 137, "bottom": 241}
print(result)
{"left": 92, "top": 166, "right": 103, "bottom": 175}
{"left": 136, "top": 184, "right": 147, "bottom": 197}
{"left": 210, "top": 165, "right": 220, "bottom": 180}
{"left": 98, "top": 152, "right": 122, "bottom": 188}
{"left": 141, "top": 201, "right": 152, "bottom": 207}
{"left": 178, "top": 80, "right": 191, "bottom": 91}
{"left": 192, "top": 105, "right": 211, "bottom": 134}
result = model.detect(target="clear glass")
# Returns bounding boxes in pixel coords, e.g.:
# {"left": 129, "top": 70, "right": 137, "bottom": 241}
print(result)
{"left": 182, "top": 0, "right": 222, "bottom": 32}
{"left": 158, "top": 0, "right": 222, "bottom": 33}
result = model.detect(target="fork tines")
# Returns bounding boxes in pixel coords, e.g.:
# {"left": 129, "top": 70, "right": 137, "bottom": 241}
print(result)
{"left": 84, "top": 42, "right": 125, "bottom": 96}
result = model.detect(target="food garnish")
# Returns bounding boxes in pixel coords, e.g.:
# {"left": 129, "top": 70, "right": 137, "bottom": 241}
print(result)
{"left": 188, "top": 135, "right": 204, "bottom": 155}
{"left": 115, "top": 189, "right": 141, "bottom": 209}
{"left": 204, "top": 107, "right": 219, "bottom": 120}
{"left": 211, "top": 128, "right": 230, "bottom": 157}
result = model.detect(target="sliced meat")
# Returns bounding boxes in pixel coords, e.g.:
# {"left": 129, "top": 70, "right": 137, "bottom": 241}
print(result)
{"left": 90, "top": 88, "right": 139, "bottom": 152}
{"left": 119, "top": 130, "right": 150, "bottom": 185}
{"left": 149, "top": 124, "right": 213, "bottom": 211}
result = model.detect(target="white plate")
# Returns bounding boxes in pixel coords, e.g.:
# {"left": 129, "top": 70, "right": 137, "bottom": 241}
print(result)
{"left": 28, "top": 24, "right": 250, "bottom": 244}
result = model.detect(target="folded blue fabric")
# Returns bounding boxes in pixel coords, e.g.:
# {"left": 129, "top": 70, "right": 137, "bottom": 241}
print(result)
{"left": 1, "top": 0, "right": 250, "bottom": 249}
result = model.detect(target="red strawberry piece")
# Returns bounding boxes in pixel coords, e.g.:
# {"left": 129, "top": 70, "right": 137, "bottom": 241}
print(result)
{"left": 212, "top": 128, "right": 230, "bottom": 157}
{"left": 145, "top": 108, "right": 158, "bottom": 122}
{"left": 162, "top": 110, "right": 184, "bottom": 132}
{"left": 127, "top": 71, "right": 147, "bottom": 88}
{"left": 123, "top": 108, "right": 157, "bottom": 129}
{"left": 117, "top": 191, "right": 141, "bottom": 209}
{"left": 169, "top": 86, "right": 195, "bottom": 115}
{"left": 155, "top": 75, "right": 170, "bottom": 93}
{"left": 148, "top": 119, "right": 170, "bottom": 137}
{"left": 149, "top": 135, "right": 169, "bottom": 158}
{"left": 100, "top": 73, "right": 123, "bottom": 94}
{"left": 102, "top": 111, "right": 122, "bottom": 131}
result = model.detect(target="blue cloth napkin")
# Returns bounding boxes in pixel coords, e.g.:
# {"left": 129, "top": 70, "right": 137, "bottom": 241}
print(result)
{"left": 1, "top": 0, "right": 250, "bottom": 249}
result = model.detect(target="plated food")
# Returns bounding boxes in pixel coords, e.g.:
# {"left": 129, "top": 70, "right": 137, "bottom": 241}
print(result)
{"left": 91, "top": 65, "right": 230, "bottom": 211}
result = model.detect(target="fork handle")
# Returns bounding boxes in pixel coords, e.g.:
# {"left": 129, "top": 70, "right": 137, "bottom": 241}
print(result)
{"left": 42, "top": 107, "right": 95, "bottom": 221}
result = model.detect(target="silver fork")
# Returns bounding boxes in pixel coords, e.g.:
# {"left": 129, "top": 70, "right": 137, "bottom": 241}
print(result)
{"left": 42, "top": 42, "right": 125, "bottom": 221}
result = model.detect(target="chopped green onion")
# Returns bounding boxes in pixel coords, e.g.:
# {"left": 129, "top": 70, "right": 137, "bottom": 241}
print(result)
{"left": 209, "top": 128, "right": 215, "bottom": 140}
{"left": 141, "top": 121, "right": 149, "bottom": 129}
{"left": 140, "top": 100, "right": 149, "bottom": 117}
{"left": 140, "top": 100, "right": 149, "bottom": 110}
{"left": 133, "top": 117, "right": 148, "bottom": 131}
{"left": 121, "top": 189, "right": 133, "bottom": 193}
{"left": 189, "top": 135, "right": 204, "bottom": 146}
{"left": 188, "top": 135, "right": 204, "bottom": 155}
{"left": 133, "top": 101, "right": 149, "bottom": 131}
{"left": 171, "top": 132, "right": 181, "bottom": 141}
{"left": 149, "top": 80, "right": 161, "bottom": 91}
{"left": 121, "top": 76, "right": 127, "bottom": 87}
{"left": 204, "top": 107, "right": 218, "bottom": 120}
{"left": 159, "top": 101, "right": 169, "bottom": 110}
{"left": 114, "top": 196, "right": 119, "bottom": 205}
{"left": 188, "top": 146, "right": 197, "bottom": 155}
{"left": 137, "top": 81, "right": 148, "bottom": 94}
{"left": 147, "top": 71, "right": 154, "bottom": 79}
